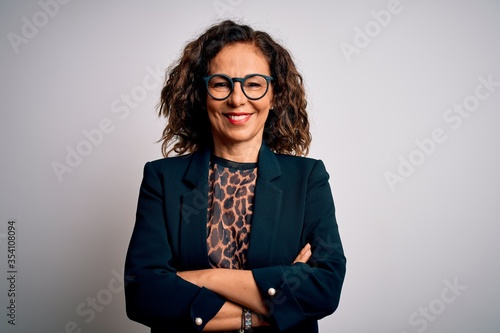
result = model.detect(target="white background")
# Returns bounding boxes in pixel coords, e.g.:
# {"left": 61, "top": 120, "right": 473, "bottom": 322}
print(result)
{"left": 1, "top": 0, "right": 499, "bottom": 332}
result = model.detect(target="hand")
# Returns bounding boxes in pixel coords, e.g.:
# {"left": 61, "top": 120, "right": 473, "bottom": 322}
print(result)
{"left": 292, "top": 243, "right": 312, "bottom": 264}
{"left": 252, "top": 311, "right": 270, "bottom": 327}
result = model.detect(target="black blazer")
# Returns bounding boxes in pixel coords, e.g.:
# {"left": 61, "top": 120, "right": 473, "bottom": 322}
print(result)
{"left": 125, "top": 144, "right": 346, "bottom": 333}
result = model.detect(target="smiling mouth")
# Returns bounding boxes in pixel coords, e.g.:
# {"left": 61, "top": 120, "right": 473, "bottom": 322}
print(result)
{"left": 224, "top": 113, "right": 252, "bottom": 125}
{"left": 227, "top": 114, "right": 250, "bottom": 121}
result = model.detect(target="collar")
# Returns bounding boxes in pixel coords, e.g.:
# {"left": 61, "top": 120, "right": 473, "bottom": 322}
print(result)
{"left": 183, "top": 143, "right": 281, "bottom": 187}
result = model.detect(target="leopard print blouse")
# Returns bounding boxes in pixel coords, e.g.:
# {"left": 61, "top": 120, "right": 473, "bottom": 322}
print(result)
{"left": 206, "top": 156, "right": 257, "bottom": 270}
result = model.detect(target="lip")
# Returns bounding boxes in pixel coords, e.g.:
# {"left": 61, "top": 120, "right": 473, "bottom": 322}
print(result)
{"left": 224, "top": 113, "right": 252, "bottom": 125}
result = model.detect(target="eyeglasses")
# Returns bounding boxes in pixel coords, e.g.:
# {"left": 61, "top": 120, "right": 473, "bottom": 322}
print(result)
{"left": 203, "top": 74, "right": 274, "bottom": 101}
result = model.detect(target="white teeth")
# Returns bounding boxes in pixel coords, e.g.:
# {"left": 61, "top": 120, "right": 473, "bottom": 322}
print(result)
{"left": 228, "top": 114, "right": 249, "bottom": 120}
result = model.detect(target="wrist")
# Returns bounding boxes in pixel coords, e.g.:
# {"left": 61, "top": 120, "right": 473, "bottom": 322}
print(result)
{"left": 239, "top": 308, "right": 252, "bottom": 332}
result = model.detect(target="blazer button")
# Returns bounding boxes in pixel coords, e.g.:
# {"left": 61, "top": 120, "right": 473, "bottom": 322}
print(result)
{"left": 268, "top": 288, "right": 276, "bottom": 296}
{"left": 195, "top": 317, "right": 203, "bottom": 326}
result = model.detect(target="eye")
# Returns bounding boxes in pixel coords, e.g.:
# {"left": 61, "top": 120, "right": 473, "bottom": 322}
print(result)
{"left": 213, "top": 81, "right": 230, "bottom": 88}
{"left": 245, "top": 81, "right": 262, "bottom": 87}
{"left": 244, "top": 76, "right": 266, "bottom": 90}
{"left": 209, "top": 76, "right": 232, "bottom": 90}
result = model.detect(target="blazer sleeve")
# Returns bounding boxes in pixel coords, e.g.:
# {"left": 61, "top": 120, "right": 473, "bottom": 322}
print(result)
{"left": 124, "top": 162, "right": 226, "bottom": 331}
{"left": 251, "top": 159, "right": 346, "bottom": 331}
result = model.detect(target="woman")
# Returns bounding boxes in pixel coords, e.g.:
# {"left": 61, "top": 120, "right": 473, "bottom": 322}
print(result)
{"left": 125, "top": 20, "right": 346, "bottom": 332}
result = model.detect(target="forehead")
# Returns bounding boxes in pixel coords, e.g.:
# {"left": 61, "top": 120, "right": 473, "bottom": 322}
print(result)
{"left": 209, "top": 43, "right": 270, "bottom": 75}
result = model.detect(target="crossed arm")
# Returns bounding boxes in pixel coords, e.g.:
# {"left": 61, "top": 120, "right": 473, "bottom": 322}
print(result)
{"left": 177, "top": 243, "right": 312, "bottom": 331}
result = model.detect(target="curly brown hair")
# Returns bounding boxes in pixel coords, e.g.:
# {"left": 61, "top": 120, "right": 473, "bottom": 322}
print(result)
{"left": 158, "top": 20, "right": 311, "bottom": 157}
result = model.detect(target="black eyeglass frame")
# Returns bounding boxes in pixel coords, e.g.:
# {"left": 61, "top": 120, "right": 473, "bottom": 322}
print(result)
{"left": 203, "top": 73, "right": 274, "bottom": 101}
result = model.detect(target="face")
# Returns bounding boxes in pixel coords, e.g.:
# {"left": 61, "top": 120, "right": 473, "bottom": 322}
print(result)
{"left": 206, "top": 43, "right": 273, "bottom": 153}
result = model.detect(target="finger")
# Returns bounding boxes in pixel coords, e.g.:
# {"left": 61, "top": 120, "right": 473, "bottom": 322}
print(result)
{"left": 293, "top": 250, "right": 311, "bottom": 264}
{"left": 297, "top": 243, "right": 311, "bottom": 258}
{"left": 300, "top": 243, "right": 311, "bottom": 255}
{"left": 293, "top": 243, "right": 312, "bottom": 264}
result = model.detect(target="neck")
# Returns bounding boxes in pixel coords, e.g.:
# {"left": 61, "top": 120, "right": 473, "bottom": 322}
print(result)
{"left": 212, "top": 140, "right": 262, "bottom": 163}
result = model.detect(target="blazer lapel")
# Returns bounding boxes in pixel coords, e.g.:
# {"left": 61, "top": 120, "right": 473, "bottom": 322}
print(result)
{"left": 180, "top": 148, "right": 211, "bottom": 269}
{"left": 246, "top": 145, "right": 283, "bottom": 268}
{"left": 178, "top": 145, "right": 283, "bottom": 269}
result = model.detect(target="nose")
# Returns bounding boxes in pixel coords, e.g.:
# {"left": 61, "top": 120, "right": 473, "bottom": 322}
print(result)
{"left": 227, "top": 81, "right": 247, "bottom": 106}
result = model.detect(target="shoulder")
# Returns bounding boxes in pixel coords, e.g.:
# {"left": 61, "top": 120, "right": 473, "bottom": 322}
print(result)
{"left": 258, "top": 144, "right": 329, "bottom": 181}
{"left": 147, "top": 153, "right": 194, "bottom": 168}
{"left": 274, "top": 153, "right": 320, "bottom": 166}
{"left": 142, "top": 153, "right": 195, "bottom": 179}
{"left": 274, "top": 153, "right": 328, "bottom": 173}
